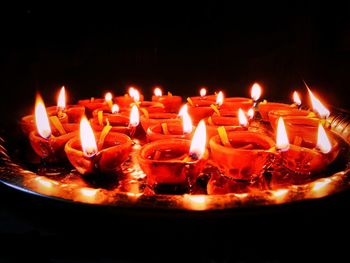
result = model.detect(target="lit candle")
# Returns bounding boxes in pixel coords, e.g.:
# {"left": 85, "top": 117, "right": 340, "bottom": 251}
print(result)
{"left": 251, "top": 83, "right": 262, "bottom": 107}
{"left": 151, "top": 86, "right": 182, "bottom": 113}
{"left": 293, "top": 91, "right": 302, "bottom": 109}
{"left": 307, "top": 87, "right": 330, "bottom": 119}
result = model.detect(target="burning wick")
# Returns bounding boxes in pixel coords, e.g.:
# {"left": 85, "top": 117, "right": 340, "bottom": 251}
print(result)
{"left": 57, "top": 86, "right": 66, "bottom": 117}
{"left": 154, "top": 87, "right": 162, "bottom": 97}
{"left": 80, "top": 116, "right": 98, "bottom": 157}
{"left": 247, "top": 108, "right": 255, "bottom": 120}
{"left": 304, "top": 82, "right": 330, "bottom": 119}
{"left": 276, "top": 117, "right": 290, "bottom": 152}
{"left": 200, "top": 88, "right": 207, "bottom": 97}
{"left": 129, "top": 105, "right": 140, "bottom": 138}
{"left": 293, "top": 91, "right": 302, "bottom": 109}
{"left": 189, "top": 120, "right": 206, "bottom": 160}
{"left": 180, "top": 105, "right": 193, "bottom": 134}
{"left": 105, "top": 92, "right": 113, "bottom": 108}
{"left": 111, "top": 104, "right": 119, "bottom": 114}
{"left": 238, "top": 108, "right": 248, "bottom": 127}
{"left": 316, "top": 123, "right": 332, "bottom": 154}
{"left": 251, "top": 83, "right": 262, "bottom": 108}
{"left": 35, "top": 95, "right": 52, "bottom": 139}
{"left": 216, "top": 91, "right": 224, "bottom": 106}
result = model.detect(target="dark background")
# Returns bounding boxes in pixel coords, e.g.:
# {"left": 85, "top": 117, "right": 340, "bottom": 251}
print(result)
{"left": 1, "top": 2, "right": 350, "bottom": 262}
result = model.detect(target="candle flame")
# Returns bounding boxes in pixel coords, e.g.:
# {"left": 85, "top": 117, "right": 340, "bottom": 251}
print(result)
{"left": 216, "top": 91, "right": 224, "bottom": 106}
{"left": 276, "top": 117, "right": 289, "bottom": 151}
{"left": 316, "top": 123, "right": 332, "bottom": 154}
{"left": 238, "top": 108, "right": 248, "bottom": 127}
{"left": 251, "top": 83, "right": 262, "bottom": 101}
{"left": 154, "top": 87, "right": 162, "bottom": 97}
{"left": 200, "top": 88, "right": 207, "bottom": 97}
{"left": 57, "top": 86, "right": 66, "bottom": 110}
{"left": 35, "top": 95, "right": 52, "bottom": 139}
{"left": 111, "top": 104, "right": 119, "bottom": 114}
{"left": 133, "top": 89, "right": 140, "bottom": 102}
{"left": 189, "top": 120, "right": 206, "bottom": 159}
{"left": 247, "top": 108, "right": 255, "bottom": 120}
{"left": 105, "top": 92, "right": 113, "bottom": 102}
{"left": 307, "top": 88, "right": 330, "bottom": 119}
{"left": 128, "top": 87, "right": 136, "bottom": 97}
{"left": 129, "top": 105, "right": 140, "bottom": 127}
{"left": 293, "top": 91, "right": 301, "bottom": 106}
{"left": 80, "top": 116, "right": 98, "bottom": 157}
{"left": 182, "top": 108, "right": 193, "bottom": 134}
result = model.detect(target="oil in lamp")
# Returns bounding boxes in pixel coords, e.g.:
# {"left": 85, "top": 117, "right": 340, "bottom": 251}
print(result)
{"left": 29, "top": 95, "right": 78, "bottom": 162}
{"left": 274, "top": 117, "right": 339, "bottom": 176}
{"left": 151, "top": 87, "right": 182, "bottom": 113}
{"left": 114, "top": 86, "right": 145, "bottom": 109}
{"left": 138, "top": 120, "right": 209, "bottom": 194}
{"left": 187, "top": 91, "right": 224, "bottom": 124}
{"left": 209, "top": 128, "right": 275, "bottom": 181}
{"left": 65, "top": 116, "right": 132, "bottom": 175}
{"left": 146, "top": 105, "right": 194, "bottom": 142}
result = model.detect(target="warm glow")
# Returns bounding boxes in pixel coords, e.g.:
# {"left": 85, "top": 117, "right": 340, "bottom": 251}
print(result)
{"left": 111, "top": 104, "right": 119, "bottom": 114}
{"left": 216, "top": 91, "right": 224, "bottom": 106}
{"left": 238, "top": 108, "right": 248, "bottom": 127}
{"left": 182, "top": 110, "right": 193, "bottom": 134}
{"left": 35, "top": 177, "right": 53, "bottom": 189}
{"left": 307, "top": 88, "right": 330, "bottom": 119}
{"left": 251, "top": 83, "right": 262, "bottom": 101}
{"left": 276, "top": 117, "right": 289, "bottom": 151}
{"left": 80, "top": 116, "right": 98, "bottom": 157}
{"left": 189, "top": 120, "right": 206, "bottom": 159}
{"left": 200, "top": 88, "right": 207, "bottom": 97}
{"left": 313, "top": 178, "right": 331, "bottom": 192}
{"left": 129, "top": 105, "right": 140, "bottom": 127}
{"left": 35, "top": 95, "right": 52, "bottom": 139}
{"left": 247, "top": 108, "right": 255, "bottom": 120}
{"left": 316, "top": 123, "right": 332, "bottom": 154}
{"left": 293, "top": 91, "right": 301, "bottom": 106}
{"left": 133, "top": 89, "right": 140, "bottom": 102}
{"left": 183, "top": 195, "right": 208, "bottom": 210}
{"left": 154, "top": 87, "right": 162, "bottom": 97}
{"left": 80, "top": 188, "right": 98, "bottom": 197}
{"left": 57, "top": 86, "right": 66, "bottom": 110}
{"left": 105, "top": 92, "right": 113, "bottom": 102}
{"left": 178, "top": 104, "right": 188, "bottom": 117}
{"left": 128, "top": 87, "right": 136, "bottom": 97}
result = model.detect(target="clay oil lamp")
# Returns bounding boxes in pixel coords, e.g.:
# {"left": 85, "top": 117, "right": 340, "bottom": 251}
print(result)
{"left": 274, "top": 117, "right": 339, "bottom": 176}
{"left": 209, "top": 127, "right": 275, "bottom": 181}
{"left": 188, "top": 87, "right": 217, "bottom": 105}
{"left": 206, "top": 108, "right": 249, "bottom": 141}
{"left": 29, "top": 95, "right": 78, "bottom": 163}
{"left": 21, "top": 87, "right": 84, "bottom": 135}
{"left": 78, "top": 92, "right": 114, "bottom": 117}
{"left": 151, "top": 87, "right": 182, "bottom": 113}
{"left": 146, "top": 105, "right": 194, "bottom": 142}
{"left": 138, "top": 120, "right": 209, "bottom": 194}
{"left": 65, "top": 116, "right": 132, "bottom": 175}
{"left": 114, "top": 86, "right": 144, "bottom": 109}
{"left": 187, "top": 91, "right": 224, "bottom": 124}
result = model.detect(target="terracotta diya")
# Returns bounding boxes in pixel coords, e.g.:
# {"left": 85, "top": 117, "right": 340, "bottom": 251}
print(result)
{"left": 188, "top": 87, "right": 217, "bottom": 104}
{"left": 114, "top": 87, "right": 144, "bottom": 109}
{"left": 151, "top": 87, "right": 182, "bottom": 113}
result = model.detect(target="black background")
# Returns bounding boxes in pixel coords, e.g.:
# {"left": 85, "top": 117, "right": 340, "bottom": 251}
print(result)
{"left": 1, "top": 2, "right": 350, "bottom": 262}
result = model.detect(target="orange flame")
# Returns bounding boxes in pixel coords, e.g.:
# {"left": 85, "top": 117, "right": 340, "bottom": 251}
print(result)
{"left": 251, "top": 83, "right": 262, "bottom": 101}
{"left": 111, "top": 104, "right": 119, "bottom": 114}
{"left": 154, "top": 87, "right": 162, "bottom": 97}
{"left": 129, "top": 105, "right": 140, "bottom": 127}
{"left": 307, "top": 88, "right": 330, "bottom": 118}
{"left": 105, "top": 92, "right": 113, "bottom": 102}
{"left": 181, "top": 108, "right": 193, "bottom": 134}
{"left": 35, "top": 95, "right": 52, "bottom": 139}
{"left": 276, "top": 117, "right": 289, "bottom": 151}
{"left": 189, "top": 120, "right": 206, "bottom": 159}
{"left": 247, "top": 108, "right": 255, "bottom": 120}
{"left": 293, "top": 91, "right": 301, "bottom": 106}
{"left": 316, "top": 123, "right": 332, "bottom": 154}
{"left": 57, "top": 86, "right": 66, "bottom": 110}
{"left": 238, "top": 108, "right": 248, "bottom": 127}
{"left": 200, "top": 88, "right": 207, "bottom": 97}
{"left": 216, "top": 91, "right": 224, "bottom": 106}
{"left": 80, "top": 116, "right": 98, "bottom": 157}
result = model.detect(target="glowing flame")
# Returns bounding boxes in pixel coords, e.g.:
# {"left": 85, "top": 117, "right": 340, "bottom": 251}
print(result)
{"left": 216, "top": 91, "right": 224, "bottom": 106}
{"left": 276, "top": 117, "right": 289, "bottom": 151}
{"left": 247, "top": 108, "right": 255, "bottom": 120}
{"left": 129, "top": 105, "right": 140, "bottom": 127}
{"left": 57, "top": 86, "right": 66, "bottom": 110}
{"left": 293, "top": 91, "right": 301, "bottom": 106}
{"left": 238, "top": 108, "right": 248, "bottom": 127}
{"left": 133, "top": 89, "right": 140, "bottom": 102}
{"left": 80, "top": 116, "right": 98, "bottom": 157}
{"left": 178, "top": 104, "right": 188, "bottom": 117}
{"left": 189, "top": 120, "right": 206, "bottom": 159}
{"left": 200, "top": 88, "right": 207, "bottom": 97}
{"left": 307, "top": 88, "right": 330, "bottom": 119}
{"left": 128, "top": 87, "right": 136, "bottom": 97}
{"left": 35, "top": 95, "right": 52, "bottom": 139}
{"left": 316, "top": 123, "right": 332, "bottom": 154}
{"left": 251, "top": 83, "right": 262, "bottom": 101}
{"left": 111, "top": 104, "right": 119, "bottom": 114}
{"left": 182, "top": 109, "right": 193, "bottom": 134}
{"left": 105, "top": 92, "right": 113, "bottom": 102}
{"left": 154, "top": 87, "right": 162, "bottom": 97}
